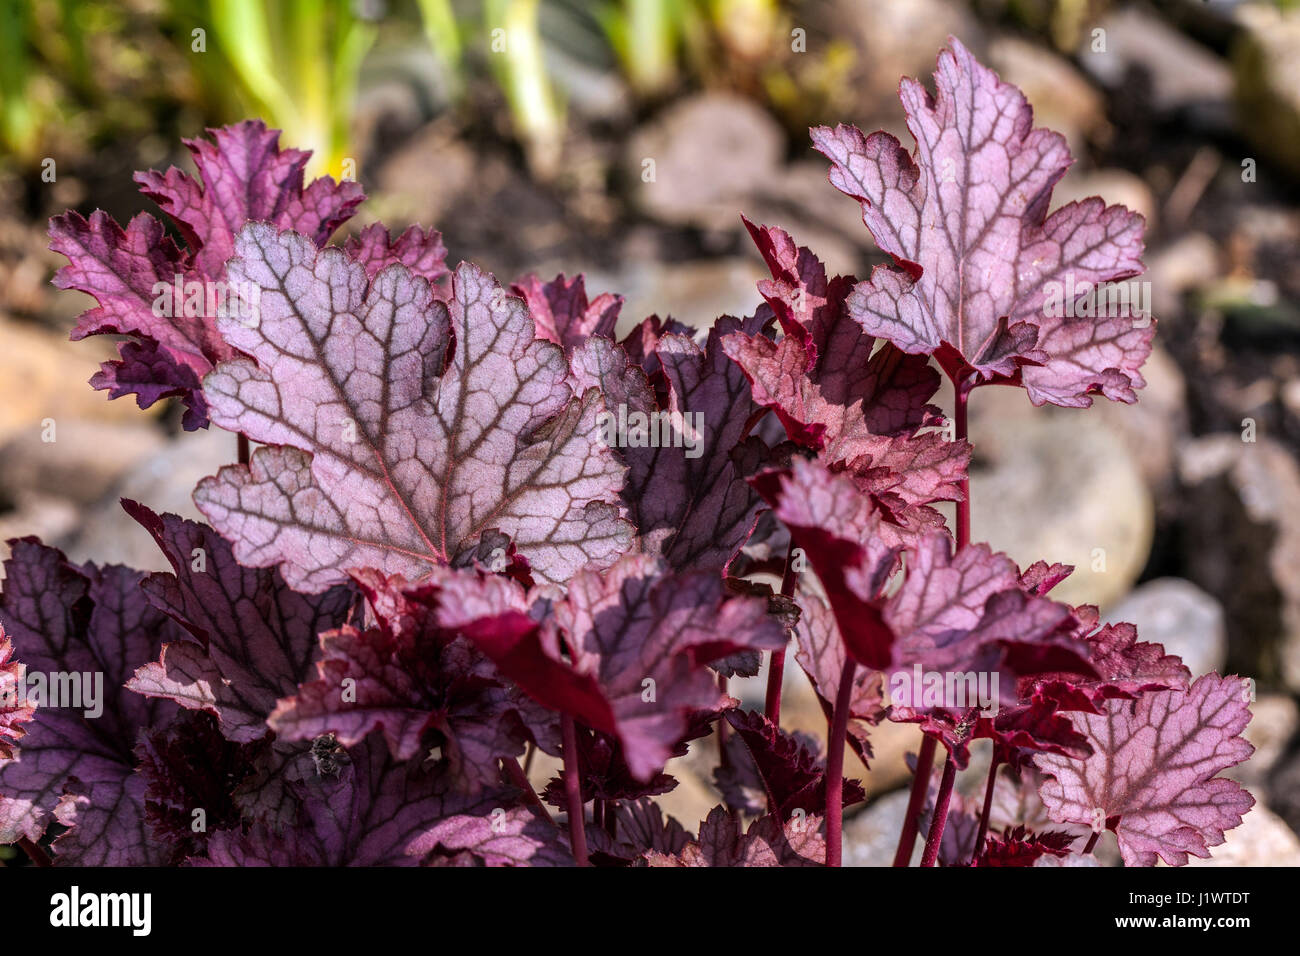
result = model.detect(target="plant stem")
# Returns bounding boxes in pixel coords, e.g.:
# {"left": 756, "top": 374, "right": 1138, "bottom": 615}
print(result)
{"left": 502, "top": 756, "right": 549, "bottom": 820}
{"left": 892, "top": 733, "right": 937, "bottom": 866}
{"left": 561, "top": 714, "right": 588, "bottom": 866}
{"left": 920, "top": 752, "right": 957, "bottom": 867}
{"left": 971, "top": 758, "right": 1000, "bottom": 864}
{"left": 238, "top": 433, "right": 250, "bottom": 466}
{"left": 825, "top": 658, "right": 856, "bottom": 867}
{"left": 1083, "top": 830, "right": 1101, "bottom": 855}
{"left": 953, "top": 380, "right": 972, "bottom": 550}
{"left": 17, "top": 836, "right": 51, "bottom": 868}
{"left": 905, "top": 379, "right": 973, "bottom": 867}
{"left": 764, "top": 540, "right": 800, "bottom": 724}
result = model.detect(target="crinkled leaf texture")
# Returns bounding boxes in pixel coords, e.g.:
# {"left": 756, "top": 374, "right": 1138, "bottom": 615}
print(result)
{"left": 410, "top": 805, "right": 572, "bottom": 866}
{"left": 647, "top": 805, "right": 825, "bottom": 866}
{"left": 454, "top": 553, "right": 787, "bottom": 781}
{"left": 1035, "top": 673, "right": 1255, "bottom": 866}
{"left": 812, "top": 38, "right": 1152, "bottom": 405}
{"left": 269, "top": 568, "right": 554, "bottom": 791}
{"left": 571, "top": 312, "right": 774, "bottom": 573}
{"left": 196, "top": 732, "right": 526, "bottom": 866}
{"left": 722, "top": 220, "right": 968, "bottom": 536}
{"left": 0, "top": 627, "right": 35, "bottom": 759}
{"left": 50, "top": 121, "right": 363, "bottom": 428}
{"left": 0, "top": 538, "right": 182, "bottom": 864}
{"left": 792, "top": 592, "right": 886, "bottom": 767}
{"left": 723, "top": 708, "right": 865, "bottom": 819}
{"left": 512, "top": 273, "right": 622, "bottom": 351}
{"left": 123, "top": 500, "right": 357, "bottom": 742}
{"left": 195, "top": 223, "right": 632, "bottom": 592}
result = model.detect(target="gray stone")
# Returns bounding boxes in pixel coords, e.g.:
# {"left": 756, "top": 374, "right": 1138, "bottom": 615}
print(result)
{"left": 63, "top": 427, "right": 236, "bottom": 570}
{"left": 1184, "top": 795, "right": 1300, "bottom": 867}
{"left": 842, "top": 789, "right": 918, "bottom": 867}
{"left": 0, "top": 418, "right": 165, "bottom": 508}
{"left": 1105, "top": 579, "right": 1227, "bottom": 678}
{"left": 1080, "top": 8, "right": 1233, "bottom": 119}
{"left": 1178, "top": 435, "right": 1300, "bottom": 691}
{"left": 968, "top": 408, "right": 1154, "bottom": 610}
{"left": 625, "top": 93, "right": 784, "bottom": 228}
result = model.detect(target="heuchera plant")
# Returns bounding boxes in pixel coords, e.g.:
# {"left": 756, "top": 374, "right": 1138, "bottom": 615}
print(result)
{"left": 2, "top": 39, "right": 1254, "bottom": 868}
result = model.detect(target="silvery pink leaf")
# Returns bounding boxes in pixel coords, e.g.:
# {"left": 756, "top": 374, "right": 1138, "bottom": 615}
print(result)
{"left": 135, "top": 120, "right": 363, "bottom": 277}
{"left": 751, "top": 459, "right": 901, "bottom": 669}
{"left": 0, "top": 538, "right": 182, "bottom": 864}
{"left": 511, "top": 273, "right": 622, "bottom": 351}
{"left": 722, "top": 221, "right": 967, "bottom": 537}
{"left": 122, "top": 500, "right": 357, "bottom": 742}
{"left": 812, "top": 39, "right": 1152, "bottom": 404}
{"left": 551, "top": 554, "right": 786, "bottom": 780}
{"left": 571, "top": 319, "right": 772, "bottom": 573}
{"left": 726, "top": 218, "right": 942, "bottom": 441}
{"left": 52, "top": 121, "right": 363, "bottom": 429}
{"left": 792, "top": 593, "right": 886, "bottom": 763}
{"left": 195, "top": 224, "right": 631, "bottom": 592}
{"left": 1030, "top": 620, "right": 1191, "bottom": 713}
{"left": 1035, "top": 673, "right": 1255, "bottom": 866}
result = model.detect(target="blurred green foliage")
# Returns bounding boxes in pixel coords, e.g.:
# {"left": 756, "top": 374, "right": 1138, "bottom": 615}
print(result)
{"left": 1, "top": 0, "right": 847, "bottom": 182}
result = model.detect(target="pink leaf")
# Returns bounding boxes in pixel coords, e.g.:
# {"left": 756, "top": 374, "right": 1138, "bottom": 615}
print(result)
{"left": 1035, "top": 673, "right": 1256, "bottom": 866}
{"left": 0, "top": 627, "right": 35, "bottom": 760}
{"left": 812, "top": 38, "right": 1152, "bottom": 404}
{"left": 195, "top": 223, "right": 631, "bottom": 592}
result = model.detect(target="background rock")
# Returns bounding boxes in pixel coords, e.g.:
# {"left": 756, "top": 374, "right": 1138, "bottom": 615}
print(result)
{"left": 968, "top": 398, "right": 1153, "bottom": 609}
{"left": 1232, "top": 4, "right": 1300, "bottom": 176}
{"left": 1178, "top": 435, "right": 1300, "bottom": 689}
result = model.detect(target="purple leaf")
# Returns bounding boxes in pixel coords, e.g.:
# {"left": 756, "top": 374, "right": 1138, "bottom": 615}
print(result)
{"left": 648, "top": 805, "right": 825, "bottom": 866}
{"left": 0, "top": 539, "right": 182, "bottom": 864}
{"left": 571, "top": 319, "right": 773, "bottom": 573}
{"left": 724, "top": 708, "right": 866, "bottom": 819}
{"left": 343, "top": 223, "right": 451, "bottom": 289}
{"left": 511, "top": 273, "right": 622, "bottom": 351}
{"left": 197, "top": 733, "right": 516, "bottom": 866}
{"left": 270, "top": 570, "right": 547, "bottom": 790}
{"left": 194, "top": 224, "right": 632, "bottom": 592}
{"left": 122, "top": 500, "right": 356, "bottom": 742}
